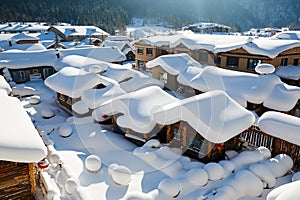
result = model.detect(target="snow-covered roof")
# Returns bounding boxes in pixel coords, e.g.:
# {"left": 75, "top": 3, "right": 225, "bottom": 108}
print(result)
{"left": 82, "top": 77, "right": 126, "bottom": 109}
{"left": 102, "top": 64, "right": 138, "bottom": 82}
{"left": 0, "top": 49, "right": 57, "bottom": 69}
{"left": 153, "top": 90, "right": 255, "bottom": 143}
{"left": 50, "top": 25, "right": 109, "bottom": 37}
{"left": 120, "top": 75, "right": 164, "bottom": 93}
{"left": 45, "top": 67, "right": 101, "bottom": 98}
{"left": 11, "top": 32, "right": 39, "bottom": 43}
{"left": 0, "top": 75, "right": 12, "bottom": 94}
{"left": 105, "top": 35, "right": 131, "bottom": 41}
{"left": 271, "top": 31, "right": 300, "bottom": 40}
{"left": 101, "top": 40, "right": 135, "bottom": 54}
{"left": 189, "top": 66, "right": 300, "bottom": 111}
{"left": 59, "top": 46, "right": 126, "bottom": 63}
{"left": 0, "top": 22, "right": 49, "bottom": 33}
{"left": 258, "top": 111, "right": 300, "bottom": 146}
{"left": 139, "top": 33, "right": 300, "bottom": 58}
{"left": 275, "top": 65, "right": 300, "bottom": 80}
{"left": 0, "top": 93, "right": 47, "bottom": 162}
{"left": 55, "top": 54, "right": 110, "bottom": 71}
{"left": 146, "top": 53, "right": 202, "bottom": 76}
{"left": 93, "top": 86, "right": 179, "bottom": 133}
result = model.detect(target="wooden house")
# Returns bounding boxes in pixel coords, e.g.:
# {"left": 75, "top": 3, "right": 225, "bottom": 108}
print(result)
{"left": 0, "top": 89, "right": 47, "bottom": 199}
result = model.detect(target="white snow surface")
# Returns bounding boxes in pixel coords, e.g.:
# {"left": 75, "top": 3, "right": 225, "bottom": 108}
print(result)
{"left": 45, "top": 67, "right": 101, "bottom": 98}
{"left": 0, "top": 75, "right": 12, "bottom": 94}
{"left": 275, "top": 65, "right": 300, "bottom": 80}
{"left": 258, "top": 111, "right": 300, "bottom": 146}
{"left": 13, "top": 80, "right": 299, "bottom": 200}
{"left": 0, "top": 92, "right": 47, "bottom": 162}
{"left": 153, "top": 90, "right": 255, "bottom": 143}
{"left": 190, "top": 66, "right": 300, "bottom": 111}
{"left": 93, "top": 86, "right": 179, "bottom": 133}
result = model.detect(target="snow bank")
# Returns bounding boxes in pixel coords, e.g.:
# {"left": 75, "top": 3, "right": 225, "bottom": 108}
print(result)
{"left": 153, "top": 90, "right": 255, "bottom": 143}
{"left": 0, "top": 75, "right": 12, "bottom": 94}
{"left": 0, "top": 94, "right": 47, "bottom": 162}
{"left": 45, "top": 66, "right": 101, "bottom": 98}
{"left": 258, "top": 111, "right": 300, "bottom": 146}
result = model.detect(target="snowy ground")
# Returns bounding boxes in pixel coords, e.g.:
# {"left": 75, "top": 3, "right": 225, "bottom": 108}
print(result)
{"left": 18, "top": 80, "right": 298, "bottom": 200}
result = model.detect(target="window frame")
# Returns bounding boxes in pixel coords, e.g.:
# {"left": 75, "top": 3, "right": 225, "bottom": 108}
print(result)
{"left": 137, "top": 47, "right": 143, "bottom": 55}
{"left": 146, "top": 48, "right": 153, "bottom": 56}
{"left": 281, "top": 58, "right": 288, "bottom": 66}
{"left": 247, "top": 58, "right": 262, "bottom": 70}
{"left": 226, "top": 56, "right": 239, "bottom": 68}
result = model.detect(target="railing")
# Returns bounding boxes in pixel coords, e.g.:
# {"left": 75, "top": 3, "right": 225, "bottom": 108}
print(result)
{"left": 239, "top": 126, "right": 300, "bottom": 168}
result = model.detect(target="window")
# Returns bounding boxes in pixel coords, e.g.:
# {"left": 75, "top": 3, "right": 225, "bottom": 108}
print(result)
{"left": 137, "top": 60, "right": 144, "bottom": 67}
{"left": 294, "top": 58, "right": 299, "bottom": 66}
{"left": 43, "top": 68, "right": 55, "bottom": 79}
{"left": 199, "top": 52, "right": 208, "bottom": 63}
{"left": 214, "top": 55, "right": 221, "bottom": 66}
{"left": 247, "top": 59, "right": 261, "bottom": 70}
{"left": 32, "top": 69, "right": 39, "bottom": 74}
{"left": 13, "top": 70, "right": 26, "bottom": 82}
{"left": 159, "top": 72, "right": 168, "bottom": 84}
{"left": 137, "top": 47, "right": 143, "bottom": 55}
{"left": 281, "top": 58, "right": 288, "bottom": 66}
{"left": 173, "top": 128, "right": 181, "bottom": 141}
{"left": 66, "top": 97, "right": 72, "bottom": 105}
{"left": 226, "top": 56, "right": 239, "bottom": 68}
{"left": 146, "top": 48, "right": 153, "bottom": 56}
{"left": 162, "top": 49, "right": 168, "bottom": 55}
{"left": 59, "top": 94, "right": 65, "bottom": 101}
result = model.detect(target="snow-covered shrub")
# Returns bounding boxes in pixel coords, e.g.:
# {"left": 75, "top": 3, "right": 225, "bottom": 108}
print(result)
{"left": 41, "top": 108, "right": 55, "bottom": 119}
{"left": 29, "top": 95, "right": 41, "bottom": 105}
{"left": 59, "top": 125, "right": 73, "bottom": 138}
{"left": 109, "top": 164, "right": 132, "bottom": 185}
{"left": 261, "top": 154, "right": 293, "bottom": 178}
{"left": 65, "top": 178, "right": 80, "bottom": 195}
{"left": 85, "top": 155, "right": 102, "bottom": 173}
{"left": 158, "top": 178, "right": 181, "bottom": 198}
{"left": 204, "top": 162, "right": 224, "bottom": 181}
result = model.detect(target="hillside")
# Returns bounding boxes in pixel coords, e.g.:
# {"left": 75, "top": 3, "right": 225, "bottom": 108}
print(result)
{"left": 0, "top": 0, "right": 299, "bottom": 33}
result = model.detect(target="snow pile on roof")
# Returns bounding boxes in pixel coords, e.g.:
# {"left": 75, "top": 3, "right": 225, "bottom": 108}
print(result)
{"left": 101, "top": 40, "right": 135, "bottom": 54}
{"left": 153, "top": 90, "right": 255, "bottom": 143}
{"left": 81, "top": 76, "right": 126, "bottom": 109}
{"left": 93, "top": 86, "right": 179, "bottom": 133}
{"left": 0, "top": 93, "right": 47, "bottom": 162}
{"left": 272, "top": 31, "right": 300, "bottom": 40}
{"left": 190, "top": 66, "right": 300, "bottom": 111}
{"left": 102, "top": 64, "right": 137, "bottom": 82}
{"left": 25, "top": 43, "right": 47, "bottom": 51}
{"left": 11, "top": 32, "right": 39, "bottom": 43}
{"left": 51, "top": 25, "right": 109, "bottom": 37}
{"left": 140, "top": 33, "right": 300, "bottom": 58}
{"left": 0, "top": 75, "right": 12, "bottom": 94}
{"left": 275, "top": 65, "right": 300, "bottom": 80}
{"left": 55, "top": 54, "right": 110, "bottom": 71}
{"left": 45, "top": 67, "right": 101, "bottom": 98}
{"left": 267, "top": 180, "right": 300, "bottom": 200}
{"left": 258, "top": 111, "right": 300, "bottom": 146}
{"left": 59, "top": 46, "right": 126, "bottom": 63}
{"left": 0, "top": 49, "right": 57, "bottom": 69}
{"left": 146, "top": 53, "right": 203, "bottom": 85}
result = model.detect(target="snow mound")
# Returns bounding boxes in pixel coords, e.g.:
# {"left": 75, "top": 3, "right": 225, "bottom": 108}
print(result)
{"left": 219, "top": 160, "right": 235, "bottom": 177}
{"left": 255, "top": 63, "right": 275, "bottom": 74}
{"left": 85, "top": 155, "right": 102, "bottom": 173}
{"left": 41, "top": 108, "right": 55, "bottom": 119}
{"left": 29, "top": 95, "right": 41, "bottom": 105}
{"left": 261, "top": 154, "right": 293, "bottom": 178}
{"left": 65, "top": 178, "right": 80, "bottom": 195}
{"left": 143, "top": 139, "right": 161, "bottom": 148}
{"left": 12, "top": 84, "right": 38, "bottom": 96}
{"left": 49, "top": 152, "right": 62, "bottom": 164}
{"left": 249, "top": 163, "right": 276, "bottom": 188}
{"left": 109, "top": 164, "right": 132, "bottom": 185}
{"left": 203, "top": 162, "right": 224, "bottom": 181}
{"left": 266, "top": 180, "right": 300, "bottom": 200}
{"left": 185, "top": 168, "right": 208, "bottom": 187}
{"left": 234, "top": 170, "right": 263, "bottom": 197}
{"left": 72, "top": 100, "right": 90, "bottom": 115}
{"left": 292, "top": 172, "right": 300, "bottom": 182}
{"left": 59, "top": 125, "right": 73, "bottom": 138}
{"left": 158, "top": 178, "right": 182, "bottom": 197}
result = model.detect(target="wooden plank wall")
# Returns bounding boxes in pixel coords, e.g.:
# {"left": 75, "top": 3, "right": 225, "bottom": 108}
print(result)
{"left": 0, "top": 161, "right": 34, "bottom": 200}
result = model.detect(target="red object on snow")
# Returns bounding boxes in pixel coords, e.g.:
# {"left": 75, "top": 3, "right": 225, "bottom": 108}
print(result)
{"left": 38, "top": 159, "right": 49, "bottom": 169}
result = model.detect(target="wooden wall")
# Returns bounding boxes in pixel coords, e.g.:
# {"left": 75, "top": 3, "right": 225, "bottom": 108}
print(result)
{"left": 0, "top": 161, "right": 35, "bottom": 200}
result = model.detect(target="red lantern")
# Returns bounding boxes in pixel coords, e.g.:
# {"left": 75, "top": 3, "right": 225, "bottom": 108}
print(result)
{"left": 216, "top": 143, "right": 224, "bottom": 151}
{"left": 38, "top": 159, "right": 49, "bottom": 170}
{"left": 102, "top": 115, "right": 108, "bottom": 119}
